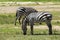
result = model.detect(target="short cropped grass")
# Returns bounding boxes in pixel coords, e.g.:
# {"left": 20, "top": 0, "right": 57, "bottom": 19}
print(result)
{"left": 0, "top": 0, "right": 60, "bottom": 2}
{"left": 0, "top": 24, "right": 60, "bottom": 40}
{"left": 0, "top": 13, "right": 15, "bottom": 24}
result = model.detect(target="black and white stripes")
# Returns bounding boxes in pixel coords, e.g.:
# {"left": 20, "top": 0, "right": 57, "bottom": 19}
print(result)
{"left": 26, "top": 12, "right": 52, "bottom": 23}
{"left": 38, "top": 12, "right": 52, "bottom": 22}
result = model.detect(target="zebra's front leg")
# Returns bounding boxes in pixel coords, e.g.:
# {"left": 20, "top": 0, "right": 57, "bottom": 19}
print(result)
{"left": 46, "top": 21, "right": 52, "bottom": 35}
{"left": 19, "top": 16, "right": 21, "bottom": 24}
{"left": 30, "top": 20, "right": 34, "bottom": 35}
{"left": 30, "top": 24, "right": 33, "bottom": 35}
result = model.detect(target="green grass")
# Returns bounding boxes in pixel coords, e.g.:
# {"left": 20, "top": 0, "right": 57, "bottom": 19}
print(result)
{"left": 51, "top": 11, "right": 60, "bottom": 20}
{"left": 51, "top": 11, "right": 60, "bottom": 26}
{"left": 0, "top": 0, "right": 60, "bottom": 2}
{"left": 0, "top": 24, "right": 60, "bottom": 40}
{"left": 0, "top": 34, "right": 60, "bottom": 40}
{"left": 0, "top": 13, "right": 15, "bottom": 24}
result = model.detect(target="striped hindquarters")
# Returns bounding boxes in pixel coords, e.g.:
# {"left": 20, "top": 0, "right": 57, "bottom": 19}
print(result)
{"left": 38, "top": 12, "right": 52, "bottom": 22}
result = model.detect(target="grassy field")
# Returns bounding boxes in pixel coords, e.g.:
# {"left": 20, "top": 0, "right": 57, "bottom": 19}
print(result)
{"left": 0, "top": 24, "right": 60, "bottom": 40}
{"left": 0, "top": 11, "right": 60, "bottom": 40}
{"left": 0, "top": 0, "right": 60, "bottom": 40}
{"left": 0, "top": 0, "right": 60, "bottom": 2}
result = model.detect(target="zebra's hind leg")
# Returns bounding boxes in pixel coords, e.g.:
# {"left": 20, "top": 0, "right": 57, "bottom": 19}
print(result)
{"left": 46, "top": 20, "right": 52, "bottom": 35}
{"left": 48, "top": 23, "right": 52, "bottom": 35}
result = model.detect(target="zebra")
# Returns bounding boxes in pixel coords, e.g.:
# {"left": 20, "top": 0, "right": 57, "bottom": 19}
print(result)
{"left": 22, "top": 11, "right": 52, "bottom": 35}
{"left": 15, "top": 7, "right": 38, "bottom": 25}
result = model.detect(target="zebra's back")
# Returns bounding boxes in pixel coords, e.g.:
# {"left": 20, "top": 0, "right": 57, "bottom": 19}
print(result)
{"left": 26, "top": 12, "right": 52, "bottom": 22}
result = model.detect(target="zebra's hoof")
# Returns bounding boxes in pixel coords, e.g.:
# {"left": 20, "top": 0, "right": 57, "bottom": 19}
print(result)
{"left": 31, "top": 33, "right": 33, "bottom": 35}
{"left": 14, "top": 22, "right": 16, "bottom": 25}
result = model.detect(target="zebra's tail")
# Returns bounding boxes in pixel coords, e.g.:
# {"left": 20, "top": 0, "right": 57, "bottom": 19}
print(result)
{"left": 46, "top": 14, "right": 52, "bottom": 20}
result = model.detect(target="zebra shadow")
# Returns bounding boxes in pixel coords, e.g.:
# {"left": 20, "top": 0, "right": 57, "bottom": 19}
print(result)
{"left": 33, "top": 33, "right": 60, "bottom": 35}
